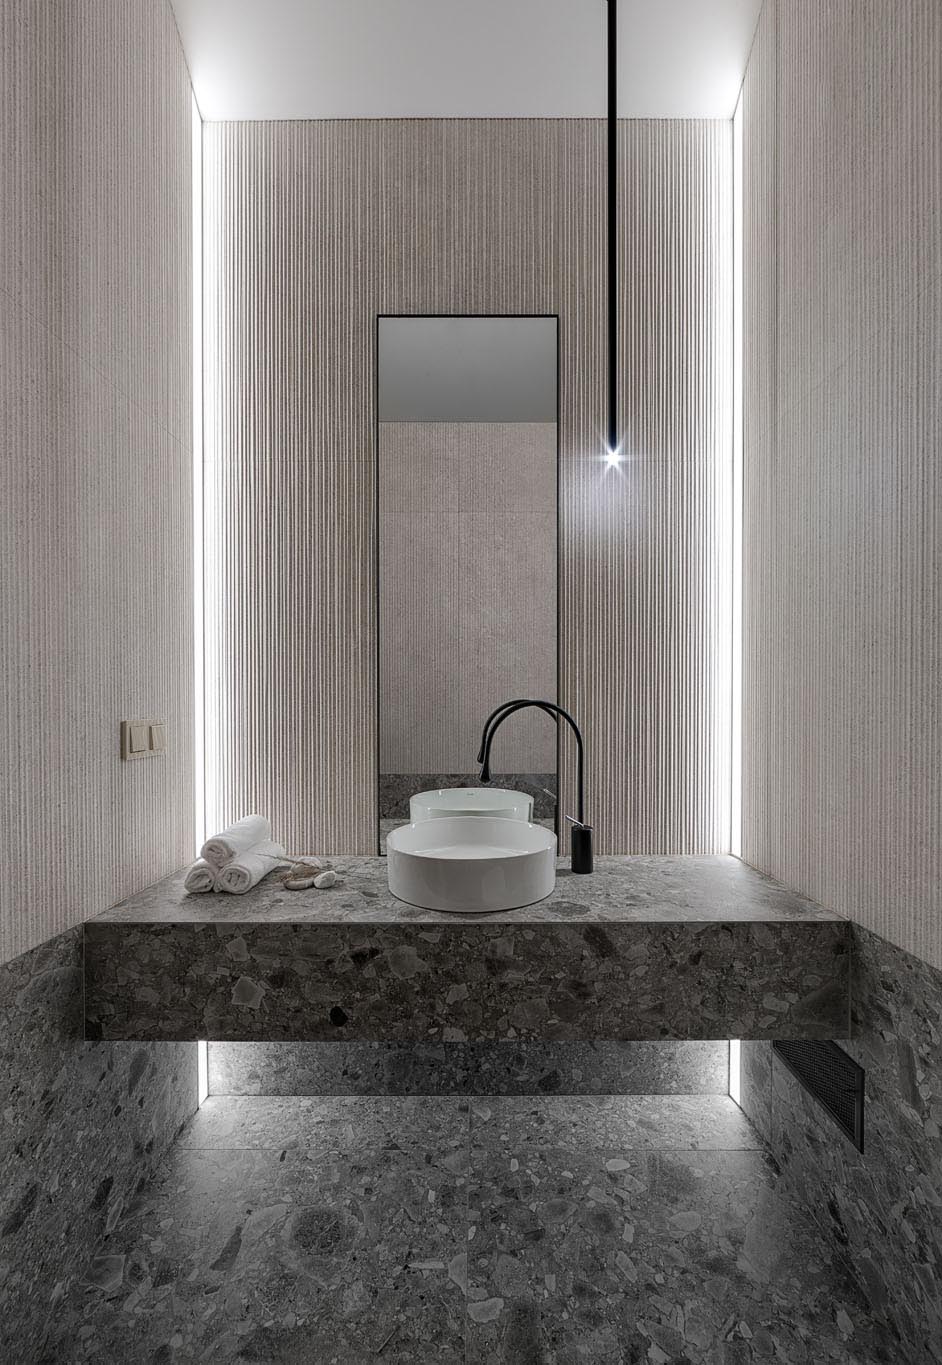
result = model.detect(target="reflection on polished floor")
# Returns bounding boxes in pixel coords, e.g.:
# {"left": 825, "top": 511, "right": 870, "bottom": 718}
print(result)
{"left": 46, "top": 1095, "right": 896, "bottom": 1364}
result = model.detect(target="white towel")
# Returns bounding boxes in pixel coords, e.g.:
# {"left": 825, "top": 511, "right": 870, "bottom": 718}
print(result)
{"left": 184, "top": 858, "right": 216, "bottom": 894}
{"left": 201, "top": 815, "right": 272, "bottom": 870}
{"left": 213, "top": 839, "right": 287, "bottom": 895}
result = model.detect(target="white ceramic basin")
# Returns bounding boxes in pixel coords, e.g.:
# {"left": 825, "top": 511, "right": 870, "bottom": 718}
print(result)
{"left": 386, "top": 816, "right": 556, "bottom": 913}
{"left": 409, "top": 787, "right": 534, "bottom": 823}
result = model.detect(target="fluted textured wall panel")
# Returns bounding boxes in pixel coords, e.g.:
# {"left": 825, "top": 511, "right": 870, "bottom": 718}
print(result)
{"left": 203, "top": 120, "right": 732, "bottom": 856}
{"left": 0, "top": 1, "right": 194, "bottom": 965}
{"left": 379, "top": 421, "right": 557, "bottom": 773}
{"left": 742, "top": 0, "right": 942, "bottom": 967}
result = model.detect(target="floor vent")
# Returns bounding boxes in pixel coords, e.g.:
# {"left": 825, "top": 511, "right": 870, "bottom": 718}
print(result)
{"left": 773, "top": 1041, "right": 865, "bottom": 1152}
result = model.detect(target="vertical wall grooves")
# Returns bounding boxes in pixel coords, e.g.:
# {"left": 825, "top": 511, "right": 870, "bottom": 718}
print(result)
{"left": 0, "top": 0, "right": 194, "bottom": 965}
{"left": 742, "top": 0, "right": 942, "bottom": 967}
{"left": 203, "top": 119, "right": 732, "bottom": 856}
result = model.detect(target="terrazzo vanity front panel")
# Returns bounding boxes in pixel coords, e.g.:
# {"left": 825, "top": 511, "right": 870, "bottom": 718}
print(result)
{"left": 85, "top": 857, "right": 850, "bottom": 1043}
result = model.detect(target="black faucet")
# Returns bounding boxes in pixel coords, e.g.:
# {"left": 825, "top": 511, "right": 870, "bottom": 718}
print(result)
{"left": 476, "top": 698, "right": 593, "bottom": 874}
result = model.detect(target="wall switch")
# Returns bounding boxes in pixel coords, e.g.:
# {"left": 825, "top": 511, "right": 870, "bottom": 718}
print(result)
{"left": 121, "top": 720, "right": 166, "bottom": 760}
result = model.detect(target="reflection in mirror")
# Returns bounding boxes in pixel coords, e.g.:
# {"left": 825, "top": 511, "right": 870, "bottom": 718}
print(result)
{"left": 377, "top": 316, "right": 559, "bottom": 850}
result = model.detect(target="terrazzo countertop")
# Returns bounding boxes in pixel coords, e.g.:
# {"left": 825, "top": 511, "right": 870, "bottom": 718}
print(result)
{"left": 85, "top": 857, "right": 850, "bottom": 1044}
{"left": 91, "top": 854, "right": 843, "bottom": 926}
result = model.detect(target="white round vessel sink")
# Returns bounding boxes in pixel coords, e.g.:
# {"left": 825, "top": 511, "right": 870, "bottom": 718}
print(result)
{"left": 386, "top": 816, "right": 556, "bottom": 914}
{"left": 409, "top": 787, "right": 533, "bottom": 823}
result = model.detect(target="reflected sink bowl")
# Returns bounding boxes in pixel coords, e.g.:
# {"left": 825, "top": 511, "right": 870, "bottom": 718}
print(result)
{"left": 386, "top": 816, "right": 556, "bottom": 914}
{"left": 409, "top": 787, "right": 533, "bottom": 823}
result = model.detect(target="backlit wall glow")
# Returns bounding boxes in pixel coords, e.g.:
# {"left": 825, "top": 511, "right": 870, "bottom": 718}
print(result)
{"left": 201, "top": 119, "right": 733, "bottom": 857}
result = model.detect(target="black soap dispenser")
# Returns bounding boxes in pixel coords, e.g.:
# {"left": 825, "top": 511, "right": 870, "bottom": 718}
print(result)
{"left": 567, "top": 817, "right": 594, "bottom": 875}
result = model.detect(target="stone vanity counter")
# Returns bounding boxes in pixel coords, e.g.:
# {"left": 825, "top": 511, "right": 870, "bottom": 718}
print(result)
{"left": 84, "top": 856, "right": 850, "bottom": 1042}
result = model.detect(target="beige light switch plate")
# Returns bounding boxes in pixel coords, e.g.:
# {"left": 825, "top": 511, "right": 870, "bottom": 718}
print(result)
{"left": 120, "top": 719, "right": 166, "bottom": 760}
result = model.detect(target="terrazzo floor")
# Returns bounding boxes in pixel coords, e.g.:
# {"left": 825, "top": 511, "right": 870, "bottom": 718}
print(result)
{"left": 42, "top": 1095, "right": 898, "bottom": 1364}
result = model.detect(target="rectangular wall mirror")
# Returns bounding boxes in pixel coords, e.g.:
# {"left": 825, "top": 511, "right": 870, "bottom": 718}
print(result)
{"left": 377, "top": 315, "right": 559, "bottom": 849}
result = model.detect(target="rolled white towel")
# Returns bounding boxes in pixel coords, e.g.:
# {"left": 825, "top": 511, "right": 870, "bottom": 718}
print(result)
{"left": 184, "top": 859, "right": 216, "bottom": 893}
{"left": 214, "top": 840, "right": 287, "bottom": 895}
{"left": 201, "top": 815, "right": 272, "bottom": 870}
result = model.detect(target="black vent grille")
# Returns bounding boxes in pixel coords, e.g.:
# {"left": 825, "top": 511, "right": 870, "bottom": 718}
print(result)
{"left": 773, "top": 1041, "right": 865, "bottom": 1151}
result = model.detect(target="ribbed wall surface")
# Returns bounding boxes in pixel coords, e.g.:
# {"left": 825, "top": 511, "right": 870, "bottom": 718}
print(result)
{"left": 741, "top": 0, "right": 942, "bottom": 966}
{"left": 203, "top": 120, "right": 732, "bottom": 856}
{"left": 0, "top": 0, "right": 194, "bottom": 965}
{"left": 584, "top": 122, "right": 734, "bottom": 853}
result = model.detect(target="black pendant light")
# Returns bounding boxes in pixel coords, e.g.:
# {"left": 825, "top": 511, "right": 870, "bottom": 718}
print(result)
{"left": 606, "top": 0, "right": 620, "bottom": 463}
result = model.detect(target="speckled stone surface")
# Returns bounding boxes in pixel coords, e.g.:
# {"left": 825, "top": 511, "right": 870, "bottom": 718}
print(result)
{"left": 88, "top": 855, "right": 846, "bottom": 925}
{"left": 739, "top": 924, "right": 942, "bottom": 1363}
{"left": 39, "top": 1093, "right": 898, "bottom": 1364}
{"left": 84, "top": 857, "right": 850, "bottom": 1043}
{"left": 379, "top": 772, "right": 557, "bottom": 819}
{"left": 39, "top": 1097, "right": 469, "bottom": 1365}
{"left": 0, "top": 929, "right": 197, "bottom": 1364}
{"left": 208, "top": 1040, "right": 730, "bottom": 1096}
{"left": 465, "top": 1119, "right": 894, "bottom": 1365}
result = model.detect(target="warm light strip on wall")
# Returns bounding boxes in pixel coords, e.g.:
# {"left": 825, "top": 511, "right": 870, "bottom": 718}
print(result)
{"left": 730, "top": 94, "right": 744, "bottom": 859}
{"left": 197, "top": 1040, "right": 209, "bottom": 1106}
{"left": 728, "top": 1039, "right": 742, "bottom": 1105}
{"left": 192, "top": 92, "right": 205, "bottom": 853}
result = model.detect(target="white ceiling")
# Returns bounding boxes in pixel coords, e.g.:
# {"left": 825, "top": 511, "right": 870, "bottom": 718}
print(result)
{"left": 171, "top": 0, "right": 763, "bottom": 122}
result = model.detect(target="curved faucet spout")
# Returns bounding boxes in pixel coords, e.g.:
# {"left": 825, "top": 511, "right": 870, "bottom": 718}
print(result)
{"left": 476, "top": 698, "right": 592, "bottom": 873}
{"left": 476, "top": 697, "right": 560, "bottom": 765}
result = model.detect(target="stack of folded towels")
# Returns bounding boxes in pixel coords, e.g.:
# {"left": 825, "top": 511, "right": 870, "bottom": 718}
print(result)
{"left": 184, "top": 814, "right": 287, "bottom": 895}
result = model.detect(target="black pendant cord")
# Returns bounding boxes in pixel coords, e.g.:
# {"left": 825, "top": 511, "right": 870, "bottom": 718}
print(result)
{"left": 607, "top": 0, "right": 618, "bottom": 453}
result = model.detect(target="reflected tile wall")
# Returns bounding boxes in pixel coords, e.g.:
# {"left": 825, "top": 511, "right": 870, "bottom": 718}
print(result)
{"left": 379, "top": 421, "right": 558, "bottom": 774}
